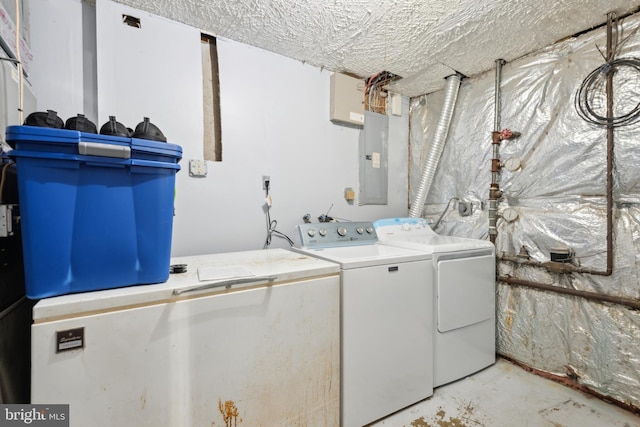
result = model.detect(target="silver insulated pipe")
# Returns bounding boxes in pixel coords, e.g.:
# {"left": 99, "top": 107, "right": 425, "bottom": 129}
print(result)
{"left": 409, "top": 73, "right": 462, "bottom": 218}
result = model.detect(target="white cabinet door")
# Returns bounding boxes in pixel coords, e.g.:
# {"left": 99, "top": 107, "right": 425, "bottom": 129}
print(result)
{"left": 32, "top": 277, "right": 340, "bottom": 426}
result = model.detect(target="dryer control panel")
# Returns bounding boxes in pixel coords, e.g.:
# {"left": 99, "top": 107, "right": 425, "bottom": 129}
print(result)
{"left": 297, "top": 222, "right": 377, "bottom": 248}
{"left": 373, "top": 217, "right": 433, "bottom": 237}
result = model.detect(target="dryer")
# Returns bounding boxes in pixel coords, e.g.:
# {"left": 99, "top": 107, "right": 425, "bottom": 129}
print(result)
{"left": 292, "top": 221, "right": 433, "bottom": 427}
{"left": 374, "top": 217, "right": 496, "bottom": 388}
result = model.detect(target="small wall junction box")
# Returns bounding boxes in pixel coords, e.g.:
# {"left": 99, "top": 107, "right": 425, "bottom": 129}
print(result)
{"left": 189, "top": 159, "right": 207, "bottom": 177}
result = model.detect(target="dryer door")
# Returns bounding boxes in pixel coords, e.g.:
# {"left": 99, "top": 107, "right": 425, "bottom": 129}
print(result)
{"left": 436, "top": 252, "right": 495, "bottom": 333}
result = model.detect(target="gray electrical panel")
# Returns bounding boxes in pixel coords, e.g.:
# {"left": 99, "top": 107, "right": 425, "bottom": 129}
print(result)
{"left": 359, "top": 111, "right": 388, "bottom": 205}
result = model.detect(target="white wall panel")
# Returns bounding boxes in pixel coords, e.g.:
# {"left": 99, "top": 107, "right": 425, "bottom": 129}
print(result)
{"left": 29, "top": 0, "right": 85, "bottom": 118}
{"left": 30, "top": 0, "right": 410, "bottom": 257}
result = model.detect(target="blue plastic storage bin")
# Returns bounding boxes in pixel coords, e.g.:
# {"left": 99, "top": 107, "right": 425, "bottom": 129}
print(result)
{"left": 7, "top": 125, "right": 182, "bottom": 299}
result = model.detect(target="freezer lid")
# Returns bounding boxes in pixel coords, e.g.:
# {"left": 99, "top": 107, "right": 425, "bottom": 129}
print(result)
{"left": 32, "top": 248, "right": 339, "bottom": 322}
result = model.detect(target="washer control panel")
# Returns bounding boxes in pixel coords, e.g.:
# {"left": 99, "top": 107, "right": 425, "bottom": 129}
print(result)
{"left": 297, "top": 221, "right": 377, "bottom": 248}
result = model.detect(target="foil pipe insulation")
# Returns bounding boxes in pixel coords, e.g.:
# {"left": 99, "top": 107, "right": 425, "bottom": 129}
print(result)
{"left": 406, "top": 14, "right": 640, "bottom": 410}
{"left": 408, "top": 73, "right": 462, "bottom": 218}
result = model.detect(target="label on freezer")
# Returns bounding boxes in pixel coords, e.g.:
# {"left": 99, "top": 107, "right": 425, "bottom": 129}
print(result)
{"left": 56, "top": 328, "right": 84, "bottom": 353}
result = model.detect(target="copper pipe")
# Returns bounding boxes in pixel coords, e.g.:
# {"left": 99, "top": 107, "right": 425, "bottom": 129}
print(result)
{"left": 603, "top": 11, "right": 614, "bottom": 276}
{"left": 562, "top": 12, "right": 614, "bottom": 276}
{"left": 491, "top": 130, "right": 502, "bottom": 144}
{"left": 544, "top": 13, "right": 613, "bottom": 276}
{"left": 499, "top": 14, "right": 614, "bottom": 280}
{"left": 499, "top": 254, "right": 609, "bottom": 275}
{"left": 500, "top": 356, "right": 640, "bottom": 415}
{"left": 498, "top": 275, "right": 640, "bottom": 310}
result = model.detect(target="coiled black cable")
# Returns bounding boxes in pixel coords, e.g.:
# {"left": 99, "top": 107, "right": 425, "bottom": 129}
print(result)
{"left": 574, "top": 57, "right": 640, "bottom": 127}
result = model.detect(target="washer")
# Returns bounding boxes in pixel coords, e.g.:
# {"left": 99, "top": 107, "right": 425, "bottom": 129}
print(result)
{"left": 293, "top": 221, "right": 433, "bottom": 427}
{"left": 374, "top": 217, "right": 496, "bottom": 388}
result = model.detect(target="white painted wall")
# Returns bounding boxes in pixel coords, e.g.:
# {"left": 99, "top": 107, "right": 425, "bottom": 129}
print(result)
{"left": 28, "top": 0, "right": 86, "bottom": 119}
{"left": 29, "top": 0, "right": 410, "bottom": 257}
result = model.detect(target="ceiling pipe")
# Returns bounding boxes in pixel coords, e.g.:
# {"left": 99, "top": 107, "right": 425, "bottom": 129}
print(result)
{"left": 409, "top": 73, "right": 462, "bottom": 218}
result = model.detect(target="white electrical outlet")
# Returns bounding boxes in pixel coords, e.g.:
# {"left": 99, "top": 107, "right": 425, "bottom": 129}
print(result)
{"left": 189, "top": 159, "right": 207, "bottom": 177}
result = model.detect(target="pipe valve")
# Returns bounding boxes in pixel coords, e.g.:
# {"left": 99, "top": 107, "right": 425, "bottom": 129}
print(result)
{"left": 499, "top": 128, "right": 521, "bottom": 140}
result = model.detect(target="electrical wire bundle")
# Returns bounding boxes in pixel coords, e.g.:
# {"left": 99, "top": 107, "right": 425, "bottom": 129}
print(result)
{"left": 364, "top": 71, "right": 400, "bottom": 114}
{"left": 574, "top": 57, "right": 640, "bottom": 127}
{"left": 574, "top": 12, "right": 640, "bottom": 127}
{"left": 262, "top": 180, "right": 294, "bottom": 249}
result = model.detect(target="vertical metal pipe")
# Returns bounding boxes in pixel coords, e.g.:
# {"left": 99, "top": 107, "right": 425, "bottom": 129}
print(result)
{"left": 489, "top": 59, "right": 506, "bottom": 243}
{"left": 604, "top": 12, "right": 614, "bottom": 275}
{"left": 494, "top": 59, "right": 505, "bottom": 132}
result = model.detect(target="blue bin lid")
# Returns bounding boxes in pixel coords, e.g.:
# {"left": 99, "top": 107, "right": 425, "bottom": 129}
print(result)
{"left": 6, "top": 125, "right": 182, "bottom": 161}
{"left": 130, "top": 137, "right": 182, "bottom": 159}
{"left": 7, "top": 125, "right": 117, "bottom": 145}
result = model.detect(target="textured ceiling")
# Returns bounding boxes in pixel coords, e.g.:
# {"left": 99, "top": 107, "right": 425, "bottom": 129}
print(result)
{"left": 114, "top": 0, "right": 640, "bottom": 96}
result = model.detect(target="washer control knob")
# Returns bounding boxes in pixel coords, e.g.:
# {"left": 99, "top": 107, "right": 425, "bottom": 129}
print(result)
{"left": 366, "top": 226, "right": 374, "bottom": 234}
{"left": 319, "top": 228, "right": 327, "bottom": 237}
{"left": 337, "top": 226, "right": 347, "bottom": 237}
{"left": 356, "top": 227, "right": 364, "bottom": 234}
{"left": 307, "top": 229, "right": 316, "bottom": 237}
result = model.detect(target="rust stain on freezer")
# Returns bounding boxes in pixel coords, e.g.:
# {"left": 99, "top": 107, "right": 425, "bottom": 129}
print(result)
{"left": 218, "top": 399, "right": 242, "bottom": 427}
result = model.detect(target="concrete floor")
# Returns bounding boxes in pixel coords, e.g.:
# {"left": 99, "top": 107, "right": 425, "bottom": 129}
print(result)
{"left": 371, "top": 358, "right": 640, "bottom": 427}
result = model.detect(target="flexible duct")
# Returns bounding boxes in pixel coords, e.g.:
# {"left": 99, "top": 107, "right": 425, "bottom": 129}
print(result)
{"left": 409, "top": 73, "right": 462, "bottom": 218}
